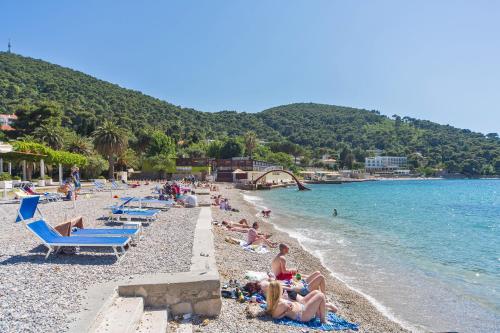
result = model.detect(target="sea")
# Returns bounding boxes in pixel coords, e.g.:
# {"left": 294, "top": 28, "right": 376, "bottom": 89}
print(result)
{"left": 243, "top": 179, "right": 499, "bottom": 333}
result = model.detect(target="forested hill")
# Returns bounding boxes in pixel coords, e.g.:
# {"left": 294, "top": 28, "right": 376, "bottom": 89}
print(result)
{"left": 1, "top": 52, "right": 499, "bottom": 174}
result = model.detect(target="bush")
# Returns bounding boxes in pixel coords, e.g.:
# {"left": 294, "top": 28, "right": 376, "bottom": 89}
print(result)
{"left": 81, "top": 154, "right": 109, "bottom": 179}
{"left": 0, "top": 173, "right": 12, "bottom": 181}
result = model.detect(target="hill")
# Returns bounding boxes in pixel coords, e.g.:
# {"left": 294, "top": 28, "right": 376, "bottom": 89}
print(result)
{"left": 0, "top": 52, "right": 499, "bottom": 175}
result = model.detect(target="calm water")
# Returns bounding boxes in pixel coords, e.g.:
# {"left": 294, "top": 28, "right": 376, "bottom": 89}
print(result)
{"left": 245, "top": 179, "right": 500, "bottom": 332}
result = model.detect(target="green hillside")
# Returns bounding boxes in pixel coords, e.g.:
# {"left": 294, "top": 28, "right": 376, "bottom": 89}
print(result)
{"left": 1, "top": 52, "right": 499, "bottom": 175}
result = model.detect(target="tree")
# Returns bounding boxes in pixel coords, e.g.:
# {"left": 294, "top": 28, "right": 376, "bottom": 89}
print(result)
{"left": 461, "top": 159, "right": 481, "bottom": 176}
{"left": 33, "top": 125, "right": 64, "bottom": 150}
{"left": 66, "top": 135, "right": 93, "bottom": 156}
{"left": 82, "top": 154, "right": 109, "bottom": 179}
{"left": 14, "top": 101, "right": 63, "bottom": 134}
{"left": 207, "top": 140, "right": 223, "bottom": 158}
{"left": 148, "top": 153, "right": 175, "bottom": 178}
{"left": 117, "top": 148, "right": 140, "bottom": 171}
{"left": 184, "top": 142, "right": 208, "bottom": 158}
{"left": 93, "top": 120, "right": 128, "bottom": 179}
{"left": 219, "top": 138, "right": 244, "bottom": 159}
{"left": 339, "top": 147, "right": 354, "bottom": 169}
{"left": 147, "top": 131, "right": 176, "bottom": 157}
{"left": 244, "top": 131, "right": 257, "bottom": 158}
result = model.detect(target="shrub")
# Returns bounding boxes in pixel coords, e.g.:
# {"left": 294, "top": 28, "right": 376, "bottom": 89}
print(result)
{"left": 0, "top": 173, "right": 12, "bottom": 181}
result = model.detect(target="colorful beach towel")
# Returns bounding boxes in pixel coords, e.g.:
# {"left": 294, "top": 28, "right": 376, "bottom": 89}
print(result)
{"left": 274, "top": 312, "right": 359, "bottom": 331}
{"left": 239, "top": 240, "right": 269, "bottom": 254}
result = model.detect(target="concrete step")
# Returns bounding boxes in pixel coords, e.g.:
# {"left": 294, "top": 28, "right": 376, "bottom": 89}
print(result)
{"left": 136, "top": 309, "right": 168, "bottom": 333}
{"left": 93, "top": 297, "right": 144, "bottom": 333}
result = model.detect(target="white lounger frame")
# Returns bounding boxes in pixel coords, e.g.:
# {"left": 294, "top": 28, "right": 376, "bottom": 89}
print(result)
{"left": 17, "top": 200, "right": 130, "bottom": 260}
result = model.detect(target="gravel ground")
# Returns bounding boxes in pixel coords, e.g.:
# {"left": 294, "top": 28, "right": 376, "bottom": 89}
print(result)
{"left": 0, "top": 184, "right": 198, "bottom": 333}
{"left": 192, "top": 185, "right": 410, "bottom": 333}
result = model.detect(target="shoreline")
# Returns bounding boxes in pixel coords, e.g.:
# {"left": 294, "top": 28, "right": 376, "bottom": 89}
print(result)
{"left": 239, "top": 189, "right": 419, "bottom": 332}
{"left": 202, "top": 184, "right": 411, "bottom": 333}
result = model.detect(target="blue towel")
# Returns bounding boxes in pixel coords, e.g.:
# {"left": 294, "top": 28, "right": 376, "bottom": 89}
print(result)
{"left": 274, "top": 312, "right": 359, "bottom": 331}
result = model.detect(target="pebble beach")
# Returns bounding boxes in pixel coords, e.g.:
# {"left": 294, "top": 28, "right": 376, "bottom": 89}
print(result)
{"left": 0, "top": 185, "right": 198, "bottom": 333}
{"left": 1, "top": 183, "right": 411, "bottom": 333}
{"left": 196, "top": 185, "right": 409, "bottom": 333}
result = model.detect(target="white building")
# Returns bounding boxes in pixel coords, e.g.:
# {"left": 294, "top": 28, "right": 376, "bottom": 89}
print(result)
{"left": 365, "top": 156, "right": 407, "bottom": 172}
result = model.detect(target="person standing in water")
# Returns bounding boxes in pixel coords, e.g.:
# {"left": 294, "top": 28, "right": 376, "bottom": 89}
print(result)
{"left": 332, "top": 209, "right": 337, "bottom": 217}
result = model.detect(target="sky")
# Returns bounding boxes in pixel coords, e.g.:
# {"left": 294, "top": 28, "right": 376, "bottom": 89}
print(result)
{"left": 1, "top": 0, "right": 499, "bottom": 134}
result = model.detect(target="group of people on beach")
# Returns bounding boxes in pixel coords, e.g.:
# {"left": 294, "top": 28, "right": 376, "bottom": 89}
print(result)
{"left": 265, "top": 243, "right": 336, "bottom": 323}
{"left": 219, "top": 220, "right": 335, "bottom": 323}
{"left": 159, "top": 180, "right": 199, "bottom": 207}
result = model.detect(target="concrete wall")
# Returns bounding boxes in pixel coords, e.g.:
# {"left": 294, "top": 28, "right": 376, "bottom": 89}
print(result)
{"left": 118, "top": 271, "right": 221, "bottom": 316}
{"left": 117, "top": 207, "right": 222, "bottom": 317}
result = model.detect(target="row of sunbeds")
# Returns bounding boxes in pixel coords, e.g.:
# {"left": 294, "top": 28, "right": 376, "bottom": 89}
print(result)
{"left": 15, "top": 195, "right": 169, "bottom": 260}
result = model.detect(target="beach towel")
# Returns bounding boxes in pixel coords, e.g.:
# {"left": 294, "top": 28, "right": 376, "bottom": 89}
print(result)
{"left": 274, "top": 312, "right": 359, "bottom": 331}
{"left": 239, "top": 240, "right": 269, "bottom": 254}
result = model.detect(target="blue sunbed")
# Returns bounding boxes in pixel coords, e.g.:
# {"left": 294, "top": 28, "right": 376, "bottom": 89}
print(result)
{"left": 16, "top": 196, "right": 140, "bottom": 241}
{"left": 119, "top": 197, "right": 174, "bottom": 209}
{"left": 108, "top": 197, "right": 160, "bottom": 223}
{"left": 26, "top": 219, "right": 130, "bottom": 260}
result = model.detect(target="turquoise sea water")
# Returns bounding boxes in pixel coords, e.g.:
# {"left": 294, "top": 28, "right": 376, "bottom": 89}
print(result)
{"left": 245, "top": 179, "right": 499, "bottom": 332}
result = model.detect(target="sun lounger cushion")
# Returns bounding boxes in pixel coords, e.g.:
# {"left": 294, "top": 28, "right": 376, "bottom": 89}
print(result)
{"left": 27, "top": 220, "right": 129, "bottom": 246}
{"left": 111, "top": 209, "right": 159, "bottom": 216}
{"left": 72, "top": 228, "right": 139, "bottom": 237}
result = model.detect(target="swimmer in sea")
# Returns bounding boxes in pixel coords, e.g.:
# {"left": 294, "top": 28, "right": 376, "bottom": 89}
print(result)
{"left": 332, "top": 209, "right": 337, "bottom": 217}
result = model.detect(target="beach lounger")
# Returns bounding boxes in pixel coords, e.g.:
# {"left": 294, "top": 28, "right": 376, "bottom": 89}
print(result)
{"left": 119, "top": 196, "right": 173, "bottom": 209}
{"left": 108, "top": 198, "right": 160, "bottom": 223}
{"left": 111, "top": 180, "right": 128, "bottom": 190}
{"left": 15, "top": 197, "right": 130, "bottom": 260}
{"left": 26, "top": 219, "right": 130, "bottom": 260}
{"left": 93, "top": 181, "right": 111, "bottom": 192}
{"left": 23, "top": 186, "right": 63, "bottom": 202}
{"left": 16, "top": 196, "right": 141, "bottom": 241}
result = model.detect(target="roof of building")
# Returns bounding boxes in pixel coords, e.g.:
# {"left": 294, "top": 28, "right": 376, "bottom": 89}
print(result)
{"left": 0, "top": 124, "right": 15, "bottom": 131}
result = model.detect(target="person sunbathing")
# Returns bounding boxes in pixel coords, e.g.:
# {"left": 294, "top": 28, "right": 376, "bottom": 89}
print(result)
{"left": 222, "top": 218, "right": 250, "bottom": 228}
{"left": 247, "top": 222, "right": 277, "bottom": 248}
{"left": 252, "top": 280, "right": 337, "bottom": 313}
{"left": 223, "top": 220, "right": 272, "bottom": 238}
{"left": 266, "top": 281, "right": 327, "bottom": 323}
{"left": 272, "top": 243, "right": 327, "bottom": 293}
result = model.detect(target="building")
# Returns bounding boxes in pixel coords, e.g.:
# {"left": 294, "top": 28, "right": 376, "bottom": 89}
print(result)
{"left": 365, "top": 156, "right": 407, "bottom": 173}
{"left": 0, "top": 114, "right": 17, "bottom": 131}
{"left": 211, "top": 157, "right": 289, "bottom": 183}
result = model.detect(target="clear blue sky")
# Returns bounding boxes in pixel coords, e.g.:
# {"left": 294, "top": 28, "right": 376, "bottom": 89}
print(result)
{"left": 1, "top": 0, "right": 499, "bottom": 134}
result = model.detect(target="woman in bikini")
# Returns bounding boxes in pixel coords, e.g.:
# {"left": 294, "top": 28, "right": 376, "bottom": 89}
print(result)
{"left": 266, "top": 281, "right": 328, "bottom": 323}
{"left": 254, "top": 280, "right": 338, "bottom": 313}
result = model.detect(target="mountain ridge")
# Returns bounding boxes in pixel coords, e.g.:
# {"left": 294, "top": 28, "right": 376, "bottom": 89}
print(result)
{"left": 1, "top": 52, "right": 499, "bottom": 174}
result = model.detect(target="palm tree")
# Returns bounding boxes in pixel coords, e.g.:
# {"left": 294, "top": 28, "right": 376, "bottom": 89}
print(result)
{"left": 33, "top": 125, "right": 64, "bottom": 150}
{"left": 244, "top": 131, "right": 257, "bottom": 158}
{"left": 66, "top": 135, "right": 93, "bottom": 156}
{"left": 93, "top": 121, "right": 128, "bottom": 179}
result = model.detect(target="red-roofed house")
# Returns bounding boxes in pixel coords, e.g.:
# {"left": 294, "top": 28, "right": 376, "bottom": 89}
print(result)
{"left": 0, "top": 114, "right": 17, "bottom": 131}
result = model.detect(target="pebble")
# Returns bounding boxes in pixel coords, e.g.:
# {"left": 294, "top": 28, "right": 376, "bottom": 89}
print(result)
{"left": 0, "top": 185, "right": 197, "bottom": 333}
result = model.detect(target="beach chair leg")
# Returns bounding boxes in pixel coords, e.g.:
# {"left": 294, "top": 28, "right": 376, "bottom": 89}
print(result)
{"left": 45, "top": 247, "right": 53, "bottom": 260}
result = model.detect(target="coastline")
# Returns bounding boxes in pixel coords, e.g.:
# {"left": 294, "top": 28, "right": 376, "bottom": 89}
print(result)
{"left": 201, "top": 185, "right": 412, "bottom": 333}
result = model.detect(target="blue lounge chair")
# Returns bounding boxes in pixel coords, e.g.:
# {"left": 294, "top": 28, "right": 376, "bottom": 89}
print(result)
{"left": 107, "top": 197, "right": 160, "bottom": 223}
{"left": 16, "top": 197, "right": 130, "bottom": 260}
{"left": 111, "top": 180, "right": 128, "bottom": 190}
{"left": 93, "top": 181, "right": 110, "bottom": 192}
{"left": 17, "top": 196, "right": 140, "bottom": 243}
{"left": 119, "top": 196, "right": 173, "bottom": 209}
{"left": 26, "top": 220, "right": 130, "bottom": 260}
